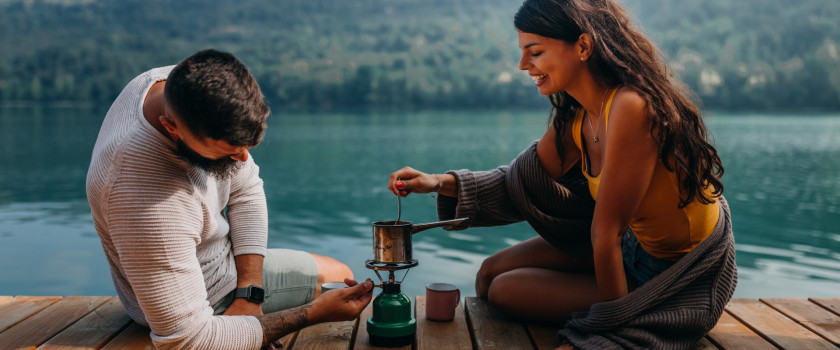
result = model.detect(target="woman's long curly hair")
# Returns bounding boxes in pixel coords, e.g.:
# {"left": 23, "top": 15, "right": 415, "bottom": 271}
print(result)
{"left": 514, "top": 0, "right": 723, "bottom": 207}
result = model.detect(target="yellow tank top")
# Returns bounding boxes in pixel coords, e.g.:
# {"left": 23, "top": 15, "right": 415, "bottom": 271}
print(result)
{"left": 572, "top": 88, "right": 720, "bottom": 261}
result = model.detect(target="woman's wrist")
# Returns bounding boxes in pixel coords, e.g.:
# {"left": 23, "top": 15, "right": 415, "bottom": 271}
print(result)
{"left": 435, "top": 173, "right": 456, "bottom": 197}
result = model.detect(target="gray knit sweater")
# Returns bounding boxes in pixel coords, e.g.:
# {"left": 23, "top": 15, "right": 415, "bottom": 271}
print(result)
{"left": 86, "top": 67, "right": 266, "bottom": 349}
{"left": 437, "top": 142, "right": 595, "bottom": 260}
{"left": 437, "top": 141, "right": 737, "bottom": 349}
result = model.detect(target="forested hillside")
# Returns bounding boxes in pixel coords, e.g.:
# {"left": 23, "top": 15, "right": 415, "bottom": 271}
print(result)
{"left": 1, "top": 0, "right": 838, "bottom": 111}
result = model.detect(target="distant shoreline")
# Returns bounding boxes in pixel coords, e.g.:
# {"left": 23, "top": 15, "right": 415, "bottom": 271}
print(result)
{"left": 1, "top": 101, "right": 839, "bottom": 116}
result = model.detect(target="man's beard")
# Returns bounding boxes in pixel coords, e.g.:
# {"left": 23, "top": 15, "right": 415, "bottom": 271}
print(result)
{"left": 175, "top": 139, "right": 243, "bottom": 179}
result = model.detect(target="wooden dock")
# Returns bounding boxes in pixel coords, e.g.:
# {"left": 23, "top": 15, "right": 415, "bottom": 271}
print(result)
{"left": 1, "top": 295, "right": 838, "bottom": 349}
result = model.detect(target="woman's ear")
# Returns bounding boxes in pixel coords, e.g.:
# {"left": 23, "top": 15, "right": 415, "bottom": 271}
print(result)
{"left": 577, "top": 33, "right": 593, "bottom": 61}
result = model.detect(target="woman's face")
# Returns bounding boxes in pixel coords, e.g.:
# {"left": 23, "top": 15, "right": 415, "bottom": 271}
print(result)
{"left": 517, "top": 31, "right": 584, "bottom": 96}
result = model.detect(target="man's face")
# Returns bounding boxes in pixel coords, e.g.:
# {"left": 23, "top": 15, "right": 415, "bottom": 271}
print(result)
{"left": 161, "top": 105, "right": 252, "bottom": 180}
{"left": 174, "top": 138, "right": 244, "bottom": 179}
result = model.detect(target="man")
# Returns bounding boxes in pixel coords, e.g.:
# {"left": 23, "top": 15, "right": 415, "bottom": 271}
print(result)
{"left": 86, "top": 49, "right": 372, "bottom": 350}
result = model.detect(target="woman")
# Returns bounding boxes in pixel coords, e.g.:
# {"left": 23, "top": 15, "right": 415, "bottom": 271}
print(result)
{"left": 388, "top": 0, "right": 735, "bottom": 348}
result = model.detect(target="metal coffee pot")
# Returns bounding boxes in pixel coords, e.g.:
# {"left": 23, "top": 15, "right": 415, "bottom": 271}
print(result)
{"left": 371, "top": 218, "right": 469, "bottom": 264}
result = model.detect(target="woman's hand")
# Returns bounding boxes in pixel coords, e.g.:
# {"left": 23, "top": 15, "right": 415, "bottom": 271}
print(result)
{"left": 388, "top": 166, "right": 441, "bottom": 197}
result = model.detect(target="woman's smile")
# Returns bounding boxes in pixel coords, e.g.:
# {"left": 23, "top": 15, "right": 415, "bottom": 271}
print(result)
{"left": 531, "top": 73, "right": 548, "bottom": 86}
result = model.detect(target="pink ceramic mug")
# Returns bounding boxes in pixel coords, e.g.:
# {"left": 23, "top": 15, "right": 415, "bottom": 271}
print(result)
{"left": 425, "top": 283, "right": 461, "bottom": 321}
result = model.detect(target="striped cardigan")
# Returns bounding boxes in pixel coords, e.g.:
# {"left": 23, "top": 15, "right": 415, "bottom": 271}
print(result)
{"left": 437, "top": 141, "right": 737, "bottom": 349}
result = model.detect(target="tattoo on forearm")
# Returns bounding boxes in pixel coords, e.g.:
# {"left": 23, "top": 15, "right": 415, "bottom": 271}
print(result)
{"left": 257, "top": 304, "right": 312, "bottom": 345}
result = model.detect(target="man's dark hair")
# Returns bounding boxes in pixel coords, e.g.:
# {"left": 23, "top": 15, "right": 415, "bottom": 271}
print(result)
{"left": 164, "top": 49, "right": 269, "bottom": 147}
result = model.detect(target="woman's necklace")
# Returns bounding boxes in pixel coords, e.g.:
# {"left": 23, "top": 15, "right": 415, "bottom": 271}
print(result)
{"left": 587, "top": 89, "right": 610, "bottom": 143}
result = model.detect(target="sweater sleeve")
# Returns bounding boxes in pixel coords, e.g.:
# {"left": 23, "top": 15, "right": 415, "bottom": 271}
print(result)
{"left": 107, "top": 171, "right": 264, "bottom": 350}
{"left": 436, "top": 141, "right": 595, "bottom": 260}
{"left": 227, "top": 156, "right": 268, "bottom": 257}
{"left": 436, "top": 166, "right": 525, "bottom": 230}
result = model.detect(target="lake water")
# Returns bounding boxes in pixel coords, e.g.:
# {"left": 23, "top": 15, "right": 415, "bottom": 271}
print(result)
{"left": 1, "top": 106, "right": 838, "bottom": 300}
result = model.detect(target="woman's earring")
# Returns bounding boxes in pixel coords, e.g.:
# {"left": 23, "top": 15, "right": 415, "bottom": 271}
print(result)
{"left": 580, "top": 57, "right": 586, "bottom": 61}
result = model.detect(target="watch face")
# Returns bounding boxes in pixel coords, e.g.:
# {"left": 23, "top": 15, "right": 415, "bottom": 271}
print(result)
{"left": 249, "top": 287, "right": 265, "bottom": 302}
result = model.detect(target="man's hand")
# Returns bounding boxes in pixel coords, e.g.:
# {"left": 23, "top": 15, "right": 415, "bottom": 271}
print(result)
{"left": 310, "top": 278, "right": 374, "bottom": 323}
{"left": 223, "top": 298, "right": 264, "bottom": 317}
{"left": 257, "top": 278, "right": 374, "bottom": 348}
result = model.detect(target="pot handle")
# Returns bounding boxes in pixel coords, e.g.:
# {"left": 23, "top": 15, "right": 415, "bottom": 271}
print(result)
{"left": 411, "top": 217, "right": 469, "bottom": 234}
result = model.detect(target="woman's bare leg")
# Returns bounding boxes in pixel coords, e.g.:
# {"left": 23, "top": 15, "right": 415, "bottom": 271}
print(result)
{"left": 487, "top": 267, "right": 599, "bottom": 323}
{"left": 476, "top": 236, "right": 599, "bottom": 323}
{"left": 476, "top": 236, "right": 593, "bottom": 297}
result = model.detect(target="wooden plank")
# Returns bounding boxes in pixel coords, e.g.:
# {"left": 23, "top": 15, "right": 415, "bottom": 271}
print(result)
{"left": 257, "top": 328, "right": 298, "bottom": 349}
{"left": 725, "top": 298, "right": 836, "bottom": 349}
{"left": 275, "top": 330, "right": 299, "bottom": 350}
{"left": 415, "top": 296, "right": 471, "bottom": 350}
{"left": 464, "top": 297, "right": 533, "bottom": 350}
{"left": 762, "top": 298, "right": 840, "bottom": 346}
{"left": 690, "top": 337, "right": 720, "bottom": 350}
{"left": 99, "top": 319, "right": 298, "bottom": 350}
{"left": 811, "top": 298, "right": 840, "bottom": 317}
{"left": 0, "top": 296, "right": 62, "bottom": 333}
{"left": 100, "top": 323, "right": 155, "bottom": 350}
{"left": 525, "top": 321, "right": 719, "bottom": 350}
{"left": 706, "top": 311, "right": 776, "bottom": 349}
{"left": 0, "top": 296, "right": 110, "bottom": 350}
{"left": 290, "top": 318, "right": 357, "bottom": 350}
{"left": 526, "top": 323, "right": 560, "bottom": 350}
{"left": 36, "top": 298, "right": 133, "bottom": 350}
{"left": 352, "top": 301, "right": 410, "bottom": 350}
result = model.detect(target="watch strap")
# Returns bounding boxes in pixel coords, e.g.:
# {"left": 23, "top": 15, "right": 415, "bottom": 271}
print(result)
{"left": 233, "top": 287, "right": 250, "bottom": 299}
{"left": 233, "top": 285, "right": 265, "bottom": 303}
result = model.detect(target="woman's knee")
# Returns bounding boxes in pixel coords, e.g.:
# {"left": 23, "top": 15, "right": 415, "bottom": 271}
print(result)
{"left": 476, "top": 253, "right": 507, "bottom": 296}
{"left": 477, "top": 252, "right": 507, "bottom": 282}
{"left": 485, "top": 271, "right": 519, "bottom": 311}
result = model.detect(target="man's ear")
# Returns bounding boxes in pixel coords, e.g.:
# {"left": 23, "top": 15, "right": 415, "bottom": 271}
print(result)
{"left": 577, "top": 33, "right": 593, "bottom": 61}
{"left": 159, "top": 115, "right": 179, "bottom": 137}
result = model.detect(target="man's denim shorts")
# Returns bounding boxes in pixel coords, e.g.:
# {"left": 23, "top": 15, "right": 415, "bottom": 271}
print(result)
{"left": 621, "top": 228, "right": 675, "bottom": 288}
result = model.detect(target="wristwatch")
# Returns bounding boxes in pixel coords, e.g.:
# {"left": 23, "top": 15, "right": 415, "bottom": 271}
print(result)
{"left": 233, "top": 285, "right": 266, "bottom": 303}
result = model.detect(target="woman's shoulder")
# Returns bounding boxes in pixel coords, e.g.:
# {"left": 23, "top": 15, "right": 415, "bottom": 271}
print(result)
{"left": 612, "top": 87, "right": 648, "bottom": 117}
{"left": 606, "top": 87, "right": 655, "bottom": 145}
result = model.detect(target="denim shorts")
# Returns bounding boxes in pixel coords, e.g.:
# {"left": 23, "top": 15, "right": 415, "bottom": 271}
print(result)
{"left": 213, "top": 248, "right": 318, "bottom": 314}
{"left": 621, "top": 228, "right": 675, "bottom": 288}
